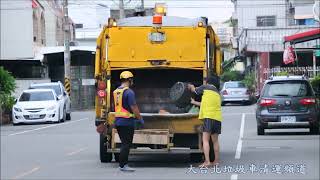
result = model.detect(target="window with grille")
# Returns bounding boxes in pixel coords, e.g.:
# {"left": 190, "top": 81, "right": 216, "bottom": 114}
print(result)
{"left": 75, "top": 24, "right": 83, "bottom": 28}
{"left": 257, "top": 16, "right": 276, "bottom": 27}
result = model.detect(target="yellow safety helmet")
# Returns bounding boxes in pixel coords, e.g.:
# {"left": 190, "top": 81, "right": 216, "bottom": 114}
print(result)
{"left": 120, "top": 71, "right": 134, "bottom": 79}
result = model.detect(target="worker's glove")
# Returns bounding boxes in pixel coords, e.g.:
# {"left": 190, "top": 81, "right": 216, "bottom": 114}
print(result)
{"left": 135, "top": 119, "right": 144, "bottom": 129}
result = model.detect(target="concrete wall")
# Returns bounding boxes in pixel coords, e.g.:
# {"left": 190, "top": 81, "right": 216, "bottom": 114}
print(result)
{"left": 236, "top": 0, "right": 287, "bottom": 28}
{"left": 0, "top": 0, "right": 33, "bottom": 59}
{"left": 243, "top": 26, "right": 319, "bottom": 52}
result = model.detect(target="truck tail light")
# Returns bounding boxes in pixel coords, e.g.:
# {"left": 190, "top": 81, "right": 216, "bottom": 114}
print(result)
{"left": 299, "top": 98, "right": 316, "bottom": 105}
{"left": 98, "top": 81, "right": 106, "bottom": 90}
{"left": 97, "top": 90, "right": 106, "bottom": 98}
{"left": 260, "top": 99, "right": 276, "bottom": 107}
{"left": 222, "top": 90, "right": 228, "bottom": 95}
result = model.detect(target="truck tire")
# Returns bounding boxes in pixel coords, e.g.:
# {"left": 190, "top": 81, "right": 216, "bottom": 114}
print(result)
{"left": 114, "top": 153, "right": 120, "bottom": 162}
{"left": 310, "top": 125, "right": 319, "bottom": 135}
{"left": 190, "top": 153, "right": 203, "bottom": 162}
{"left": 100, "top": 134, "right": 112, "bottom": 163}
{"left": 257, "top": 125, "right": 265, "bottom": 135}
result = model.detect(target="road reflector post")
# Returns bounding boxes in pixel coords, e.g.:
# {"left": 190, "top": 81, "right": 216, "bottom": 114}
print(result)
{"left": 64, "top": 77, "right": 71, "bottom": 96}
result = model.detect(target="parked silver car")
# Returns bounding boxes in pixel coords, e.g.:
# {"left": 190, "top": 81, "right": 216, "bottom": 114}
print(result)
{"left": 220, "top": 81, "right": 253, "bottom": 105}
{"left": 29, "top": 82, "right": 71, "bottom": 120}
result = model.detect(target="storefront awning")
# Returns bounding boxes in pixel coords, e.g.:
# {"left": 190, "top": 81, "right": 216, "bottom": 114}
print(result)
{"left": 284, "top": 28, "right": 320, "bottom": 44}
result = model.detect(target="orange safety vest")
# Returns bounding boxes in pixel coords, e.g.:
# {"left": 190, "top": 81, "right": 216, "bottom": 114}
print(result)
{"left": 113, "top": 87, "right": 135, "bottom": 118}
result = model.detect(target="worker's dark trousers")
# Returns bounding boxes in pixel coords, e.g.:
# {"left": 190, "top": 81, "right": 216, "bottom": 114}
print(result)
{"left": 116, "top": 126, "right": 134, "bottom": 168}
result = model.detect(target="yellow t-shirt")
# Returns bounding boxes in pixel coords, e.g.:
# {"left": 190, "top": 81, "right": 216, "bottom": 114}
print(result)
{"left": 196, "top": 84, "right": 222, "bottom": 121}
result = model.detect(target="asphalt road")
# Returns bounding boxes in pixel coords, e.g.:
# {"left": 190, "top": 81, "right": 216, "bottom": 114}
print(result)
{"left": 1, "top": 105, "right": 319, "bottom": 180}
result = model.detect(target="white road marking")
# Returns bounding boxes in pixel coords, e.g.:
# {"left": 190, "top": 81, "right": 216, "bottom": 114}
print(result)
{"left": 255, "top": 146, "right": 281, "bottom": 149}
{"left": 223, "top": 112, "right": 254, "bottom": 116}
{"left": 231, "top": 174, "right": 238, "bottom": 180}
{"left": 235, "top": 113, "right": 246, "bottom": 159}
{"left": 12, "top": 166, "right": 40, "bottom": 179}
{"left": 67, "top": 147, "right": 87, "bottom": 156}
{"left": 231, "top": 114, "right": 246, "bottom": 180}
{"left": 8, "top": 118, "right": 88, "bottom": 136}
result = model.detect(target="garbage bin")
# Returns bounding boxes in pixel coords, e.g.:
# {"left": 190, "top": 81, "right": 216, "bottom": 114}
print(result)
{"left": 169, "top": 82, "right": 193, "bottom": 108}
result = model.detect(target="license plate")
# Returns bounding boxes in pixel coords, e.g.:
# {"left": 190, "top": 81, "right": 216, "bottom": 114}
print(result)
{"left": 149, "top": 32, "right": 166, "bottom": 42}
{"left": 232, "top": 91, "right": 242, "bottom": 95}
{"left": 280, "top": 116, "right": 296, "bottom": 123}
{"left": 29, "top": 114, "right": 40, "bottom": 119}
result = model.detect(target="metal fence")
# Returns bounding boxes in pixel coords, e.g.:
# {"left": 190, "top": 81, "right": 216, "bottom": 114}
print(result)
{"left": 70, "top": 66, "right": 95, "bottom": 110}
{"left": 263, "top": 66, "right": 320, "bottom": 80}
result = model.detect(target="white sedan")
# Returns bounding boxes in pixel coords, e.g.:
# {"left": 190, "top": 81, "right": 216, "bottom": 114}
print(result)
{"left": 12, "top": 89, "right": 63, "bottom": 125}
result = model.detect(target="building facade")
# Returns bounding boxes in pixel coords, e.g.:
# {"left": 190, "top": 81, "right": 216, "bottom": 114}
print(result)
{"left": 0, "top": 0, "right": 76, "bottom": 102}
{"left": 232, "top": 0, "right": 320, "bottom": 92}
{"left": 1, "top": 0, "right": 75, "bottom": 77}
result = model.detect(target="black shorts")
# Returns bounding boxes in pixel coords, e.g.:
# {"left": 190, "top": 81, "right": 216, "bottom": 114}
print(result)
{"left": 202, "top": 118, "right": 221, "bottom": 134}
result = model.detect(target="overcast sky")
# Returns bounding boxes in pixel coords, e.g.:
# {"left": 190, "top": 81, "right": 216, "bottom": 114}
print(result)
{"left": 69, "top": 0, "right": 234, "bottom": 28}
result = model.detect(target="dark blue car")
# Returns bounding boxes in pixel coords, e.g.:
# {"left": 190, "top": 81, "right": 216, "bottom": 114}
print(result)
{"left": 256, "top": 76, "right": 320, "bottom": 135}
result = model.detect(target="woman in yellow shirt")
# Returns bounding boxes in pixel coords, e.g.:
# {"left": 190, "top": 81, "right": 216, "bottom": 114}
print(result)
{"left": 188, "top": 75, "right": 222, "bottom": 167}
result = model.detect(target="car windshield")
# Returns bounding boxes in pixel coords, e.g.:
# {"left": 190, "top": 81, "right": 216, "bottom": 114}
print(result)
{"left": 225, "top": 82, "right": 246, "bottom": 88}
{"left": 19, "top": 91, "right": 55, "bottom": 101}
{"left": 31, "top": 85, "right": 61, "bottom": 96}
{"left": 263, "top": 81, "right": 313, "bottom": 97}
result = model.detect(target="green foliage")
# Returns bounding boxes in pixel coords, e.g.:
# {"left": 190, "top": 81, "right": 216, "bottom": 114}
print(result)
{"left": 0, "top": 67, "right": 16, "bottom": 111}
{"left": 274, "top": 71, "right": 289, "bottom": 76}
{"left": 0, "top": 95, "right": 15, "bottom": 111}
{"left": 310, "top": 75, "right": 320, "bottom": 95}
{"left": 242, "top": 72, "right": 255, "bottom": 91}
{"left": 221, "top": 70, "right": 243, "bottom": 82}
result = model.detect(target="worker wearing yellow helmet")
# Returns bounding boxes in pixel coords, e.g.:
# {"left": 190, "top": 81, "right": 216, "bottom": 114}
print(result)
{"left": 113, "top": 71, "right": 143, "bottom": 172}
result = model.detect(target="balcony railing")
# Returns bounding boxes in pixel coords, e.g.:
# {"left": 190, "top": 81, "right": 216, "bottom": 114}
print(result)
{"left": 263, "top": 66, "right": 320, "bottom": 79}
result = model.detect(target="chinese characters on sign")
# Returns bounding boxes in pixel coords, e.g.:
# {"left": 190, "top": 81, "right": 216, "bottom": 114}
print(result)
{"left": 186, "top": 164, "right": 307, "bottom": 175}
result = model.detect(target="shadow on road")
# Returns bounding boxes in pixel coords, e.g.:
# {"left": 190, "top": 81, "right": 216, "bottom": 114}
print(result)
{"left": 222, "top": 103, "right": 256, "bottom": 107}
{"left": 128, "top": 154, "right": 193, "bottom": 168}
{"left": 264, "top": 131, "right": 316, "bottom": 136}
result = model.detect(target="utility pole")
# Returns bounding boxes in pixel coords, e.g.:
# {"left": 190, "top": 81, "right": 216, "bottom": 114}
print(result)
{"left": 141, "top": 0, "right": 144, "bottom": 10}
{"left": 119, "top": 0, "right": 125, "bottom": 19}
{"left": 63, "top": 0, "right": 71, "bottom": 95}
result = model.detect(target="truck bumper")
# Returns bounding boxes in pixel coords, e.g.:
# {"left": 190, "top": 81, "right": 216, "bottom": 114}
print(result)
{"left": 108, "top": 148, "right": 202, "bottom": 154}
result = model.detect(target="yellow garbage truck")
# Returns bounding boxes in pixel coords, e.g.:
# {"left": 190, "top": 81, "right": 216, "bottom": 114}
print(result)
{"left": 95, "top": 12, "right": 222, "bottom": 162}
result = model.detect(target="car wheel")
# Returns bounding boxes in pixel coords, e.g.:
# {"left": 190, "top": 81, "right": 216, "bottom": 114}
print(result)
{"left": 257, "top": 125, "right": 265, "bottom": 135}
{"left": 221, "top": 102, "right": 226, "bottom": 106}
{"left": 60, "top": 108, "right": 66, "bottom": 122}
{"left": 100, "top": 134, "right": 113, "bottom": 163}
{"left": 66, "top": 113, "right": 71, "bottom": 120}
